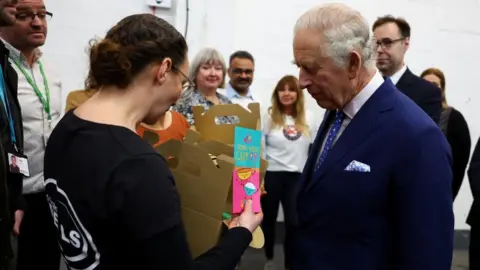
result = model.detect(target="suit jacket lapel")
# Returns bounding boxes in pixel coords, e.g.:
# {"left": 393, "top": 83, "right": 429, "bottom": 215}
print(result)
{"left": 306, "top": 81, "right": 396, "bottom": 191}
{"left": 296, "top": 110, "right": 332, "bottom": 196}
{"left": 396, "top": 68, "right": 414, "bottom": 90}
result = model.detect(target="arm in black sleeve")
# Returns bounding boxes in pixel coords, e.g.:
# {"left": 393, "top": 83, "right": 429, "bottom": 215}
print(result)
{"left": 16, "top": 194, "right": 27, "bottom": 211}
{"left": 110, "top": 154, "right": 252, "bottom": 270}
{"left": 469, "top": 137, "right": 480, "bottom": 199}
{"left": 447, "top": 109, "right": 471, "bottom": 199}
{"left": 132, "top": 224, "right": 251, "bottom": 270}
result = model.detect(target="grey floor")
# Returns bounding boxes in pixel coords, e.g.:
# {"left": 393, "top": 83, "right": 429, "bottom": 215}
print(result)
{"left": 238, "top": 247, "right": 469, "bottom": 270}
{"left": 9, "top": 235, "right": 470, "bottom": 270}
{"left": 57, "top": 246, "right": 470, "bottom": 270}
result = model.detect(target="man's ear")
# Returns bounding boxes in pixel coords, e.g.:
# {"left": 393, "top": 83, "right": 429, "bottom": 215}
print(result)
{"left": 227, "top": 67, "right": 233, "bottom": 77}
{"left": 156, "top": 58, "right": 173, "bottom": 84}
{"left": 403, "top": 37, "right": 410, "bottom": 51}
{"left": 347, "top": 51, "right": 362, "bottom": 80}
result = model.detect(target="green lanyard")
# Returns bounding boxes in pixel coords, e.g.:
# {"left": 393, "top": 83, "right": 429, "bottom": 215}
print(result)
{"left": 13, "top": 59, "right": 51, "bottom": 121}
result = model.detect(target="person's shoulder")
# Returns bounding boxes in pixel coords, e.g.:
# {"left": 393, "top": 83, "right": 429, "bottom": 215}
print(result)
{"left": 110, "top": 127, "right": 160, "bottom": 157}
{"left": 171, "top": 111, "right": 190, "bottom": 128}
{"left": 448, "top": 107, "right": 464, "bottom": 120}
{"left": 392, "top": 104, "right": 445, "bottom": 147}
{"left": 217, "top": 91, "right": 232, "bottom": 104}
{"left": 52, "top": 113, "right": 157, "bottom": 159}
{"left": 447, "top": 107, "right": 469, "bottom": 131}
{"left": 66, "top": 89, "right": 93, "bottom": 99}
{"left": 410, "top": 72, "right": 442, "bottom": 94}
{"left": 216, "top": 87, "right": 227, "bottom": 96}
{"left": 382, "top": 90, "right": 440, "bottom": 135}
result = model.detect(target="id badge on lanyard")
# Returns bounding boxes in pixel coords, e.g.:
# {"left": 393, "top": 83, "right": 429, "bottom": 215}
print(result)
{"left": 0, "top": 67, "right": 30, "bottom": 177}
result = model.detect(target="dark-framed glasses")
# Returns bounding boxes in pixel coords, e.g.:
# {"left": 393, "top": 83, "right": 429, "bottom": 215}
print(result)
{"left": 375, "top": 37, "right": 405, "bottom": 49}
{"left": 16, "top": 11, "right": 53, "bottom": 22}
{"left": 175, "top": 68, "right": 195, "bottom": 91}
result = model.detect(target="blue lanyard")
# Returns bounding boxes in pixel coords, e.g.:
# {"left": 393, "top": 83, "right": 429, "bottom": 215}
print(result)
{"left": 0, "top": 67, "right": 17, "bottom": 146}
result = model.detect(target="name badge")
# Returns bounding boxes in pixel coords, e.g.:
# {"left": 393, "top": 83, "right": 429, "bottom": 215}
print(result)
{"left": 7, "top": 152, "right": 30, "bottom": 177}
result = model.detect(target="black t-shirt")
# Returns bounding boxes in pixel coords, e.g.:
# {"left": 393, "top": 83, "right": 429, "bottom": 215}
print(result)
{"left": 44, "top": 111, "right": 252, "bottom": 270}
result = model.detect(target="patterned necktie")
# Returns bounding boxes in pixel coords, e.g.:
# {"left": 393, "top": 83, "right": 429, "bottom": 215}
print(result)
{"left": 315, "top": 110, "right": 344, "bottom": 171}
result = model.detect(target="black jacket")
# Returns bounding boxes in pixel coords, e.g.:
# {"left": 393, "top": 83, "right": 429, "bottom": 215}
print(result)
{"left": 396, "top": 68, "right": 442, "bottom": 124}
{"left": 468, "top": 137, "right": 480, "bottom": 227}
{"left": 0, "top": 40, "right": 25, "bottom": 268}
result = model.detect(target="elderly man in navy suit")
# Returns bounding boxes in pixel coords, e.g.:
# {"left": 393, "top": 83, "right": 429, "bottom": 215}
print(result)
{"left": 291, "top": 3, "right": 454, "bottom": 270}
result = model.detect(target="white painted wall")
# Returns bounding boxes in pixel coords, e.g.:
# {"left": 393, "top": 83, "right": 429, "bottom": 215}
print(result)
{"left": 42, "top": 0, "right": 479, "bottom": 229}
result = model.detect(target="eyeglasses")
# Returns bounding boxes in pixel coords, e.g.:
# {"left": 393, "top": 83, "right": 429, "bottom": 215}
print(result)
{"left": 174, "top": 68, "right": 195, "bottom": 91}
{"left": 375, "top": 37, "right": 405, "bottom": 50}
{"left": 15, "top": 11, "right": 53, "bottom": 22}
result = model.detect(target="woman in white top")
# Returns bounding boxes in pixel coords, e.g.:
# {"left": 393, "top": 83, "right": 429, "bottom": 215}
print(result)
{"left": 261, "top": 75, "right": 318, "bottom": 270}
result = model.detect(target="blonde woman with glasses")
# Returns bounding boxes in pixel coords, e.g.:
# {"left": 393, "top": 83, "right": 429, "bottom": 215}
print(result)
{"left": 261, "top": 75, "right": 318, "bottom": 270}
{"left": 172, "top": 47, "right": 237, "bottom": 127}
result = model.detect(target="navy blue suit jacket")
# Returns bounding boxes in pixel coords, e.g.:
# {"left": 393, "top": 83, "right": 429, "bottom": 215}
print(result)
{"left": 396, "top": 68, "right": 442, "bottom": 124}
{"left": 292, "top": 79, "right": 454, "bottom": 270}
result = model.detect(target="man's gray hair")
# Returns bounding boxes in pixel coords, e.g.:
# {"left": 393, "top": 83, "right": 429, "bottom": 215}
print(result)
{"left": 188, "top": 47, "right": 227, "bottom": 88}
{"left": 294, "top": 3, "right": 376, "bottom": 69}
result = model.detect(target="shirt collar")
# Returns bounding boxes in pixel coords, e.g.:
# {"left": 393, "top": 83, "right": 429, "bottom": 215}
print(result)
{"left": 388, "top": 64, "right": 407, "bottom": 85}
{"left": 225, "top": 82, "right": 253, "bottom": 99}
{"left": 0, "top": 38, "right": 42, "bottom": 65}
{"left": 343, "top": 70, "right": 384, "bottom": 119}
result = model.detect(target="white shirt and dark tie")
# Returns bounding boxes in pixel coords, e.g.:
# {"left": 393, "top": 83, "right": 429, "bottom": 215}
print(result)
{"left": 315, "top": 71, "right": 384, "bottom": 168}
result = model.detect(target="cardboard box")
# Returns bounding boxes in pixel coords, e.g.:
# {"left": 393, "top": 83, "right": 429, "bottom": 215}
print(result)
{"left": 149, "top": 103, "right": 267, "bottom": 258}
{"left": 192, "top": 103, "right": 262, "bottom": 144}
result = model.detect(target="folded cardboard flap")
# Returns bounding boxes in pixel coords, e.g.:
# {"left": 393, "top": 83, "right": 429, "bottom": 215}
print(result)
{"left": 155, "top": 141, "right": 233, "bottom": 218}
{"left": 155, "top": 139, "right": 234, "bottom": 258}
{"left": 181, "top": 208, "right": 222, "bottom": 258}
{"left": 193, "top": 103, "right": 261, "bottom": 145}
{"left": 183, "top": 128, "right": 201, "bottom": 144}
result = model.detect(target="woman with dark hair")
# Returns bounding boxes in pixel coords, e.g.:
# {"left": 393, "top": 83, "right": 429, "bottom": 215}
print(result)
{"left": 43, "top": 14, "right": 262, "bottom": 270}
{"left": 421, "top": 67, "right": 471, "bottom": 199}
{"left": 261, "top": 75, "right": 318, "bottom": 270}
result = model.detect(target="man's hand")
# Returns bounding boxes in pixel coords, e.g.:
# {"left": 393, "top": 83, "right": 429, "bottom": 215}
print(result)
{"left": 13, "top": 210, "right": 24, "bottom": 236}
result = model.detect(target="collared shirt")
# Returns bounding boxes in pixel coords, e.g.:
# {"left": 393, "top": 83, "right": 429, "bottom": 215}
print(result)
{"left": 171, "top": 89, "right": 238, "bottom": 126}
{"left": 320, "top": 70, "right": 384, "bottom": 152}
{"left": 217, "top": 83, "right": 257, "bottom": 110}
{"left": 3, "top": 40, "right": 63, "bottom": 194}
{"left": 388, "top": 64, "right": 407, "bottom": 85}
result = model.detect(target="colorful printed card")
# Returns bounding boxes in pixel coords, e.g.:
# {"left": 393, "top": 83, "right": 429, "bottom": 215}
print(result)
{"left": 232, "top": 126, "right": 262, "bottom": 214}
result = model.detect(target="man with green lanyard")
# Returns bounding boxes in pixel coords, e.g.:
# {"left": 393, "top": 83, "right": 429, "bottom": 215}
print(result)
{"left": 0, "top": 0, "right": 62, "bottom": 269}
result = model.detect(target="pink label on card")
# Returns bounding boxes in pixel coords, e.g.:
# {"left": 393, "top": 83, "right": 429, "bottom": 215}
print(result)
{"left": 232, "top": 126, "right": 262, "bottom": 214}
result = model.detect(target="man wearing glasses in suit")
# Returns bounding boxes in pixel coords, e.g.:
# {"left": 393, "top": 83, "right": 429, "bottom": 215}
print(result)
{"left": 373, "top": 15, "right": 442, "bottom": 124}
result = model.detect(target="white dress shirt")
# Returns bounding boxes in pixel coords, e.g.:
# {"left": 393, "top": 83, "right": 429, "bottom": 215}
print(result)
{"left": 262, "top": 110, "right": 318, "bottom": 173}
{"left": 217, "top": 83, "right": 258, "bottom": 110}
{"left": 388, "top": 64, "right": 407, "bottom": 85}
{"left": 320, "top": 70, "right": 384, "bottom": 152}
{"left": 3, "top": 40, "right": 63, "bottom": 194}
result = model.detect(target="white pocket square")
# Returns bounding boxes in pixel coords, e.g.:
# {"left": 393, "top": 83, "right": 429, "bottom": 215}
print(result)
{"left": 345, "top": 160, "right": 370, "bottom": 172}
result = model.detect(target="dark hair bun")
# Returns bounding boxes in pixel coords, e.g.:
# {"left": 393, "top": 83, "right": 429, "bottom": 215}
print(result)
{"left": 89, "top": 39, "right": 133, "bottom": 89}
{"left": 87, "top": 14, "right": 188, "bottom": 90}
